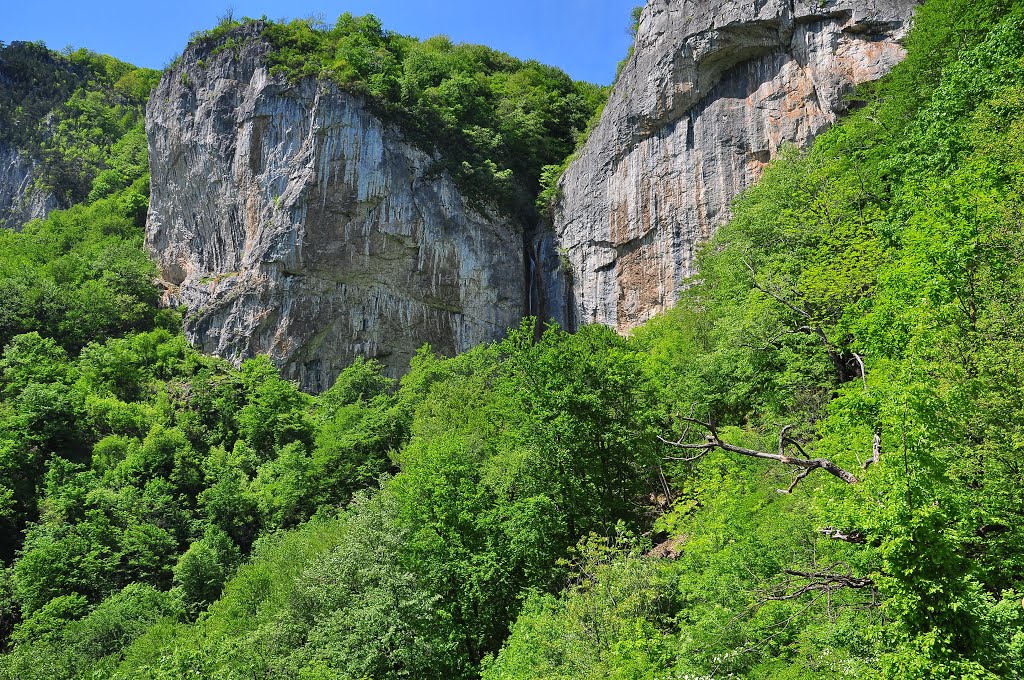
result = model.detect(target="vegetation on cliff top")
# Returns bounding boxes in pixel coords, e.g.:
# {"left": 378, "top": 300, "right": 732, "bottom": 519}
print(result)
{"left": 4, "top": 0, "right": 1024, "bottom": 678}
{"left": 187, "top": 12, "right": 607, "bottom": 223}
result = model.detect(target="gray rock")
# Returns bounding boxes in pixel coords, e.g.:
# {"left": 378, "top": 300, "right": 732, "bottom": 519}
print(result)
{"left": 148, "top": 3, "right": 917, "bottom": 389}
{"left": 549, "top": 0, "right": 917, "bottom": 332}
{"left": 0, "top": 144, "right": 58, "bottom": 231}
{"left": 146, "top": 25, "right": 525, "bottom": 391}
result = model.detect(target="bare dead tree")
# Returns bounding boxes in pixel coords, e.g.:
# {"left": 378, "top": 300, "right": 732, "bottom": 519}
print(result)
{"left": 660, "top": 417, "right": 860, "bottom": 492}
{"left": 818, "top": 527, "right": 866, "bottom": 544}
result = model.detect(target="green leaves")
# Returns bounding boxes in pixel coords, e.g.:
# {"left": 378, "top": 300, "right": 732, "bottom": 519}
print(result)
{"left": 258, "top": 13, "right": 605, "bottom": 221}
{"left": 8, "top": 3, "right": 1024, "bottom": 678}
{"left": 0, "top": 42, "right": 156, "bottom": 209}
{"left": 489, "top": 4, "right": 1024, "bottom": 678}
{"left": 173, "top": 529, "right": 241, "bottom": 618}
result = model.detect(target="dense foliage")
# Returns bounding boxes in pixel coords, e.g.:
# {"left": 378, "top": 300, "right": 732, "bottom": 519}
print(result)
{"left": 0, "top": 317, "right": 666, "bottom": 678}
{"left": 190, "top": 13, "right": 607, "bottom": 221}
{"left": 0, "top": 42, "right": 158, "bottom": 207}
{"left": 5, "top": 1, "right": 1024, "bottom": 678}
{"left": 488, "top": 1, "right": 1024, "bottom": 677}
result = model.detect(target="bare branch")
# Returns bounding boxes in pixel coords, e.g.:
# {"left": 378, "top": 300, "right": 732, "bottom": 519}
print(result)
{"left": 677, "top": 415, "right": 719, "bottom": 434}
{"left": 657, "top": 465, "right": 674, "bottom": 505}
{"left": 662, "top": 419, "right": 860, "bottom": 487}
{"left": 744, "top": 259, "right": 814, "bottom": 322}
{"left": 819, "top": 527, "right": 866, "bottom": 544}
{"left": 783, "top": 436, "right": 810, "bottom": 460}
{"left": 708, "top": 557, "right": 877, "bottom": 677}
{"left": 659, "top": 442, "right": 712, "bottom": 464}
{"left": 779, "top": 468, "right": 812, "bottom": 495}
{"left": 779, "top": 425, "right": 793, "bottom": 458}
{"left": 854, "top": 353, "right": 868, "bottom": 391}
{"left": 863, "top": 429, "right": 882, "bottom": 471}
{"left": 657, "top": 435, "right": 714, "bottom": 451}
{"left": 763, "top": 564, "right": 876, "bottom": 602}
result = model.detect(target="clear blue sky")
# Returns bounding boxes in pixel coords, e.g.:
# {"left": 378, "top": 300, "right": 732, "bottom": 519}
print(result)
{"left": 1, "top": 1, "right": 640, "bottom": 85}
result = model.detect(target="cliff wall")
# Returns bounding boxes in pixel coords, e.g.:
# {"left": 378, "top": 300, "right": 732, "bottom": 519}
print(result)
{"left": 0, "top": 144, "right": 57, "bottom": 231}
{"left": 146, "top": 25, "right": 525, "bottom": 391}
{"left": 148, "top": 3, "right": 918, "bottom": 389}
{"left": 549, "top": 0, "right": 917, "bottom": 331}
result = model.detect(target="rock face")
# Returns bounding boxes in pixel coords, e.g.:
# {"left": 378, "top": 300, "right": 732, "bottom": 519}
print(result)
{"left": 148, "top": 3, "right": 917, "bottom": 389}
{"left": 549, "top": 0, "right": 917, "bottom": 332}
{"left": 146, "top": 24, "right": 525, "bottom": 391}
{"left": 0, "top": 145, "right": 58, "bottom": 231}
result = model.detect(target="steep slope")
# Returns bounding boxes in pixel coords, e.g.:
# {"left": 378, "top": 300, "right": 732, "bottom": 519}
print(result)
{"left": 0, "top": 144, "right": 57, "bottom": 232}
{"left": 549, "top": 0, "right": 917, "bottom": 331}
{"left": 147, "top": 21, "right": 591, "bottom": 391}
{"left": 7, "top": 2, "right": 1024, "bottom": 679}
{"left": 0, "top": 42, "right": 154, "bottom": 231}
{"left": 0, "top": 42, "right": 71, "bottom": 231}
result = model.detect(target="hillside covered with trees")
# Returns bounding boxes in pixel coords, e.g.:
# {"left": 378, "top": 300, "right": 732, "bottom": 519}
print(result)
{"left": 0, "top": 42, "right": 158, "bottom": 208}
{"left": 2, "top": 0, "right": 1024, "bottom": 678}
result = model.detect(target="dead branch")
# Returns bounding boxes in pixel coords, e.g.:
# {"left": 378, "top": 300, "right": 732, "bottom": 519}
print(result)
{"left": 854, "top": 353, "right": 868, "bottom": 390}
{"left": 779, "top": 425, "right": 793, "bottom": 458}
{"left": 778, "top": 425, "right": 810, "bottom": 459}
{"left": 819, "top": 527, "right": 866, "bottom": 544}
{"left": 658, "top": 434, "right": 713, "bottom": 463}
{"left": 782, "top": 468, "right": 813, "bottom": 494}
{"left": 863, "top": 429, "right": 882, "bottom": 471}
{"left": 763, "top": 563, "right": 876, "bottom": 603}
{"left": 664, "top": 418, "right": 860, "bottom": 491}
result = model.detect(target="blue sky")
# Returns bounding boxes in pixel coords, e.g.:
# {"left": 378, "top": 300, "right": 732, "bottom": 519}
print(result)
{"left": 1, "top": 1, "right": 640, "bottom": 85}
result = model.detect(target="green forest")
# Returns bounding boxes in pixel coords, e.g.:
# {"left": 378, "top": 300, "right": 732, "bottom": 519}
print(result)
{"left": 0, "top": 41, "right": 158, "bottom": 207}
{"left": 2, "top": 0, "right": 1024, "bottom": 677}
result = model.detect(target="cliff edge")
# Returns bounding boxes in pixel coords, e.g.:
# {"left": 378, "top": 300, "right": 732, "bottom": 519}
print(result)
{"left": 146, "top": 24, "right": 526, "bottom": 391}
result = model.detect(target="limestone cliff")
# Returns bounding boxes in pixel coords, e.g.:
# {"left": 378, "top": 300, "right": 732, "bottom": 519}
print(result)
{"left": 0, "top": 144, "right": 57, "bottom": 231}
{"left": 148, "top": 3, "right": 917, "bottom": 389}
{"left": 146, "top": 24, "right": 525, "bottom": 391}
{"left": 548, "top": 0, "right": 917, "bottom": 332}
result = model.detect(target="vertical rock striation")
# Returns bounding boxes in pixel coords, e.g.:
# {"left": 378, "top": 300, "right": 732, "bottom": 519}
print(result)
{"left": 147, "top": 3, "right": 917, "bottom": 388}
{"left": 146, "top": 25, "right": 525, "bottom": 391}
{"left": 0, "top": 145, "right": 58, "bottom": 231}
{"left": 549, "top": 0, "right": 917, "bottom": 332}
